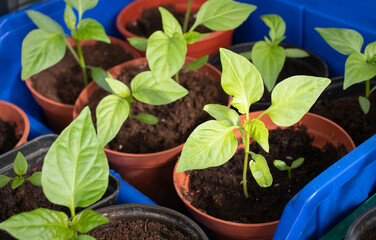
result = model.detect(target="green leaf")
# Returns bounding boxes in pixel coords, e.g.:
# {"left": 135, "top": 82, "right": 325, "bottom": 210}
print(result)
{"left": 159, "top": 7, "right": 182, "bottom": 37}
{"left": 192, "top": 0, "right": 256, "bottom": 31}
{"left": 177, "top": 120, "right": 238, "bottom": 172}
{"left": 251, "top": 41, "right": 286, "bottom": 92}
{"left": 134, "top": 113, "right": 158, "bottom": 125}
{"left": 21, "top": 29, "right": 66, "bottom": 80}
{"left": 240, "top": 51, "right": 252, "bottom": 60}
{"left": 249, "top": 152, "right": 272, "bottom": 187}
{"left": 183, "top": 55, "right": 208, "bottom": 70}
{"left": 72, "top": 209, "right": 108, "bottom": 233}
{"left": 0, "top": 208, "right": 73, "bottom": 240}
{"left": 26, "top": 172, "right": 42, "bottom": 186}
{"left": 273, "top": 160, "right": 288, "bottom": 171}
{"left": 285, "top": 48, "right": 309, "bottom": 58}
{"left": 265, "top": 76, "right": 331, "bottom": 126}
{"left": 315, "top": 28, "right": 363, "bottom": 55}
{"left": 245, "top": 118, "right": 269, "bottom": 152}
{"left": 358, "top": 96, "right": 371, "bottom": 114}
{"left": 0, "top": 175, "right": 11, "bottom": 188}
{"left": 146, "top": 31, "right": 187, "bottom": 80}
{"left": 204, "top": 104, "right": 240, "bottom": 127}
{"left": 42, "top": 107, "right": 109, "bottom": 210}
{"left": 365, "top": 41, "right": 376, "bottom": 62}
{"left": 183, "top": 31, "right": 209, "bottom": 44}
{"left": 64, "top": 5, "right": 76, "bottom": 31}
{"left": 90, "top": 67, "right": 112, "bottom": 93}
{"left": 260, "top": 14, "right": 285, "bottom": 42}
{"left": 74, "top": 235, "right": 96, "bottom": 240}
{"left": 12, "top": 177, "right": 24, "bottom": 189}
{"left": 220, "top": 48, "right": 264, "bottom": 114}
{"left": 76, "top": 18, "right": 110, "bottom": 43}
{"left": 128, "top": 37, "right": 147, "bottom": 51}
{"left": 96, "top": 95, "right": 129, "bottom": 147}
{"left": 291, "top": 157, "right": 304, "bottom": 169}
{"left": 13, "top": 152, "right": 28, "bottom": 176}
{"left": 65, "top": 0, "right": 98, "bottom": 20}
{"left": 26, "top": 10, "right": 64, "bottom": 33}
{"left": 344, "top": 52, "right": 376, "bottom": 89}
{"left": 105, "top": 77, "right": 130, "bottom": 98}
{"left": 131, "top": 71, "right": 188, "bottom": 105}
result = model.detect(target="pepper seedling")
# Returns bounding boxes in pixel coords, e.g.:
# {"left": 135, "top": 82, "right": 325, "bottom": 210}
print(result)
{"left": 0, "top": 152, "right": 41, "bottom": 190}
{"left": 273, "top": 157, "right": 304, "bottom": 179}
{"left": 176, "top": 48, "right": 330, "bottom": 198}
{"left": 21, "top": 0, "right": 110, "bottom": 86}
{"left": 316, "top": 27, "right": 376, "bottom": 114}
{"left": 0, "top": 107, "right": 110, "bottom": 240}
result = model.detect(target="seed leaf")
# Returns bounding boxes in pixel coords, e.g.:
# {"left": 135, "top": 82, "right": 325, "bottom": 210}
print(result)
{"left": 273, "top": 160, "right": 287, "bottom": 171}
{"left": 285, "top": 48, "right": 309, "bottom": 58}
{"left": 249, "top": 152, "right": 272, "bottom": 187}
{"left": 291, "top": 157, "right": 304, "bottom": 169}
{"left": 358, "top": 96, "right": 371, "bottom": 114}
{"left": 134, "top": 113, "right": 158, "bottom": 125}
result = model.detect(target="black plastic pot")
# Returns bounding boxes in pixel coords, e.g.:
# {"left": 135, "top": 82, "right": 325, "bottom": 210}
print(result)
{"left": 345, "top": 205, "right": 376, "bottom": 240}
{"left": 0, "top": 134, "right": 120, "bottom": 210}
{"left": 91, "top": 204, "right": 209, "bottom": 239}
{"left": 208, "top": 42, "right": 329, "bottom": 111}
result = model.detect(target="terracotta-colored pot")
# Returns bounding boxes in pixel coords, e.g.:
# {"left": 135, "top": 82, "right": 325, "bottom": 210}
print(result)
{"left": 116, "top": 0, "right": 234, "bottom": 58}
{"left": 173, "top": 111, "right": 355, "bottom": 240}
{"left": 0, "top": 100, "right": 30, "bottom": 151}
{"left": 74, "top": 56, "right": 223, "bottom": 210}
{"left": 25, "top": 36, "right": 142, "bottom": 133}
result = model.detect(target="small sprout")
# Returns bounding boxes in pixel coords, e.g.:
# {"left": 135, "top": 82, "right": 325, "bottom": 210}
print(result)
{"left": 273, "top": 157, "right": 304, "bottom": 178}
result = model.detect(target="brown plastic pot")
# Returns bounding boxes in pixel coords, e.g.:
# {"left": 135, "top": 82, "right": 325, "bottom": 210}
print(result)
{"left": 0, "top": 100, "right": 30, "bottom": 152}
{"left": 25, "top": 36, "right": 142, "bottom": 133}
{"left": 116, "top": 0, "right": 234, "bottom": 58}
{"left": 173, "top": 111, "right": 355, "bottom": 240}
{"left": 73, "top": 56, "right": 223, "bottom": 210}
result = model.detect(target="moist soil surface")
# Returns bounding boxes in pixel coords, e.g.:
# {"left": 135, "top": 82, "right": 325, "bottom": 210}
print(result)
{"left": 361, "top": 226, "right": 376, "bottom": 240}
{"left": 311, "top": 93, "right": 376, "bottom": 146}
{"left": 125, "top": 5, "right": 211, "bottom": 38}
{"left": 0, "top": 118, "right": 20, "bottom": 155}
{"left": 90, "top": 218, "right": 191, "bottom": 240}
{"left": 87, "top": 64, "right": 227, "bottom": 154}
{"left": 31, "top": 41, "right": 134, "bottom": 105}
{"left": 186, "top": 126, "right": 348, "bottom": 223}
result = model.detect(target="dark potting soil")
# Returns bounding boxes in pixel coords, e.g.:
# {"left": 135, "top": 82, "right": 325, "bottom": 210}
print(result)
{"left": 311, "top": 94, "right": 376, "bottom": 146}
{"left": 31, "top": 41, "right": 134, "bottom": 105}
{"left": 0, "top": 118, "right": 20, "bottom": 155}
{"left": 87, "top": 64, "right": 227, "bottom": 154}
{"left": 186, "top": 126, "right": 348, "bottom": 223}
{"left": 361, "top": 226, "right": 376, "bottom": 240}
{"left": 89, "top": 218, "right": 190, "bottom": 240}
{"left": 125, "top": 5, "right": 211, "bottom": 38}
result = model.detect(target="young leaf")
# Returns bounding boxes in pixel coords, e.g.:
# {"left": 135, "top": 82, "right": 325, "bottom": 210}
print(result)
{"left": 131, "top": 71, "right": 188, "bottom": 105}
{"left": 75, "top": 18, "right": 110, "bottom": 43}
{"left": 42, "top": 107, "right": 109, "bottom": 210}
{"left": 291, "top": 157, "right": 304, "bottom": 169}
{"left": 273, "top": 160, "right": 287, "bottom": 171}
{"left": 251, "top": 41, "right": 286, "bottom": 92}
{"left": 105, "top": 77, "right": 131, "bottom": 98}
{"left": 245, "top": 118, "right": 269, "bottom": 153}
{"left": 74, "top": 235, "right": 96, "bottom": 240}
{"left": 177, "top": 120, "right": 238, "bottom": 172}
{"left": 204, "top": 104, "right": 241, "bottom": 127}
{"left": 249, "top": 152, "right": 272, "bottom": 187}
{"left": 265, "top": 76, "right": 330, "bottom": 126}
{"left": 134, "top": 113, "right": 158, "bottom": 125}
{"left": 0, "top": 208, "right": 73, "bottom": 240}
{"left": 159, "top": 7, "right": 182, "bottom": 37}
{"left": 285, "top": 48, "right": 309, "bottom": 58}
{"left": 26, "top": 172, "right": 42, "bottom": 186}
{"left": 64, "top": 5, "right": 77, "bottom": 31}
{"left": 260, "top": 14, "right": 285, "bottom": 42}
{"left": 90, "top": 67, "right": 112, "bottom": 93}
{"left": 128, "top": 37, "right": 147, "bottom": 51}
{"left": 344, "top": 52, "right": 376, "bottom": 89}
{"left": 191, "top": 0, "right": 256, "bottom": 31}
{"left": 96, "top": 95, "right": 129, "bottom": 147}
{"left": 220, "top": 48, "right": 264, "bottom": 114}
{"left": 11, "top": 177, "right": 24, "bottom": 189}
{"left": 365, "top": 41, "right": 376, "bottom": 62}
{"left": 315, "top": 28, "right": 363, "bottom": 55}
{"left": 183, "top": 55, "right": 208, "bottom": 70}
{"left": 240, "top": 51, "right": 252, "bottom": 60}
{"left": 65, "top": 0, "right": 98, "bottom": 20}
{"left": 21, "top": 29, "right": 66, "bottom": 80}
{"left": 146, "top": 31, "right": 187, "bottom": 81}
{"left": 359, "top": 96, "right": 371, "bottom": 114}
{"left": 72, "top": 209, "right": 108, "bottom": 233}
{"left": 26, "top": 10, "right": 64, "bottom": 33}
{"left": 13, "top": 152, "right": 28, "bottom": 176}
{"left": 0, "top": 175, "right": 11, "bottom": 188}
{"left": 183, "top": 31, "right": 209, "bottom": 44}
